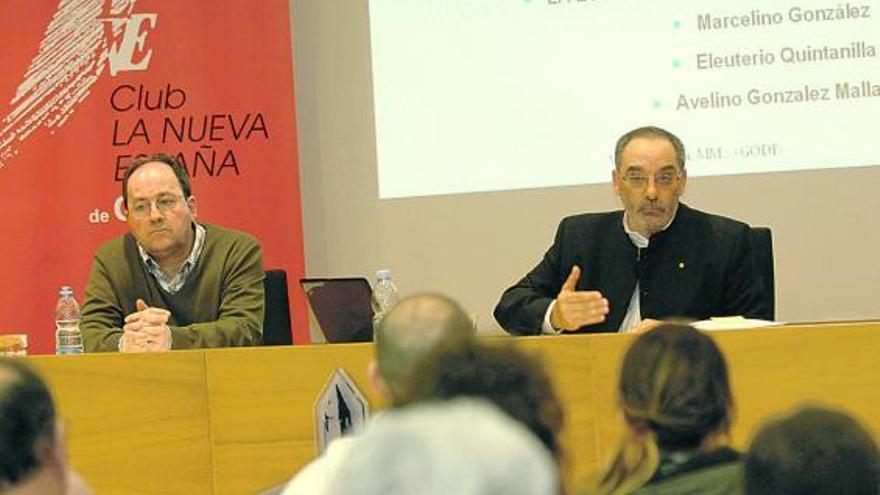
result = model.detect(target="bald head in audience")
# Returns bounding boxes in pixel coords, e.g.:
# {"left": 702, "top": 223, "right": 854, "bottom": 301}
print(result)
{"left": 370, "top": 293, "right": 474, "bottom": 403}
{"left": 277, "top": 294, "right": 476, "bottom": 495}
{"left": 0, "top": 357, "right": 91, "bottom": 495}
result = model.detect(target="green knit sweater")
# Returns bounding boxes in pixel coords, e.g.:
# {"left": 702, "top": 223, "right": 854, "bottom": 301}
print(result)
{"left": 81, "top": 223, "right": 265, "bottom": 352}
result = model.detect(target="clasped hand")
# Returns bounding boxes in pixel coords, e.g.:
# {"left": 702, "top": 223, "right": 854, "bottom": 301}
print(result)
{"left": 120, "top": 299, "right": 172, "bottom": 352}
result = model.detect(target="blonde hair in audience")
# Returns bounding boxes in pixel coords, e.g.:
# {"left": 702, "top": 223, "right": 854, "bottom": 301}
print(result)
{"left": 586, "top": 324, "right": 733, "bottom": 495}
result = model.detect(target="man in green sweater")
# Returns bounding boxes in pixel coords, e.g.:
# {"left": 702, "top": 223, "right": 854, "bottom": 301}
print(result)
{"left": 81, "top": 153, "right": 265, "bottom": 352}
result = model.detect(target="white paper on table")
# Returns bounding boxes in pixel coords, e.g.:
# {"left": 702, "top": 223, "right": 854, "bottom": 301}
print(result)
{"left": 691, "top": 317, "right": 786, "bottom": 331}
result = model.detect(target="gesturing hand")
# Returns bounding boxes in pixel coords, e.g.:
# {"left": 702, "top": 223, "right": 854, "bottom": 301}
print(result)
{"left": 550, "top": 265, "right": 609, "bottom": 331}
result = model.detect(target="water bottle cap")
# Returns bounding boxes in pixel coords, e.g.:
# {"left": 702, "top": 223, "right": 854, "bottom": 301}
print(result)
{"left": 59, "top": 286, "right": 74, "bottom": 297}
{"left": 376, "top": 269, "right": 392, "bottom": 280}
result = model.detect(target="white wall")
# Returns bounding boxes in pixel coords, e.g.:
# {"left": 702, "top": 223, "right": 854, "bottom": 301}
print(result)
{"left": 290, "top": 1, "right": 880, "bottom": 337}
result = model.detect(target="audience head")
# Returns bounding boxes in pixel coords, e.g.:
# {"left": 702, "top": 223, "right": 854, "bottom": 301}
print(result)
{"left": 619, "top": 323, "right": 733, "bottom": 448}
{"left": 591, "top": 324, "right": 733, "bottom": 495}
{"left": 744, "top": 405, "right": 879, "bottom": 495}
{"left": 371, "top": 293, "right": 474, "bottom": 403}
{"left": 0, "top": 357, "right": 62, "bottom": 491}
{"left": 325, "top": 398, "right": 559, "bottom": 495}
{"left": 399, "top": 341, "right": 565, "bottom": 461}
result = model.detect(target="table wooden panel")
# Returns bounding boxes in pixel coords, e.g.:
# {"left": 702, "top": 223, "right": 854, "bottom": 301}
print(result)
{"left": 204, "top": 343, "right": 379, "bottom": 495}
{"left": 719, "top": 323, "right": 880, "bottom": 445}
{"left": 514, "top": 336, "right": 601, "bottom": 485}
{"left": 30, "top": 352, "right": 214, "bottom": 495}
{"left": 28, "top": 321, "right": 880, "bottom": 494}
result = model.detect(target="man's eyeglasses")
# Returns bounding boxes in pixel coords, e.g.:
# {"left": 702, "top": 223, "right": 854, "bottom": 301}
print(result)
{"left": 128, "top": 195, "right": 184, "bottom": 218}
{"left": 620, "top": 170, "right": 681, "bottom": 189}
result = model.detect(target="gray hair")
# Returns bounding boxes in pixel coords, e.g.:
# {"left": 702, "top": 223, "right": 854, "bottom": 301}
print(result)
{"left": 614, "top": 126, "right": 686, "bottom": 171}
{"left": 325, "top": 398, "right": 559, "bottom": 495}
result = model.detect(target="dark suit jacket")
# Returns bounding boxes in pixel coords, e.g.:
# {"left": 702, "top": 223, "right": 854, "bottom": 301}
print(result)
{"left": 494, "top": 204, "right": 769, "bottom": 335}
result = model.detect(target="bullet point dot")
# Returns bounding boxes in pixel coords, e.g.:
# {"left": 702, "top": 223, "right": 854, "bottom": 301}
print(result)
{"left": 673, "top": 59, "right": 682, "bottom": 68}
{"left": 653, "top": 100, "right": 662, "bottom": 109}
{"left": 673, "top": 20, "right": 682, "bottom": 29}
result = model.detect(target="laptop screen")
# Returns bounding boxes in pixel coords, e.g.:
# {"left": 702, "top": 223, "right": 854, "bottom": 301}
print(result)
{"left": 300, "top": 278, "right": 375, "bottom": 343}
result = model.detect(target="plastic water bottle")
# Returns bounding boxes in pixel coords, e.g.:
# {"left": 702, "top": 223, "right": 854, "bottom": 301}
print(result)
{"left": 372, "top": 269, "right": 400, "bottom": 332}
{"left": 55, "top": 286, "right": 83, "bottom": 355}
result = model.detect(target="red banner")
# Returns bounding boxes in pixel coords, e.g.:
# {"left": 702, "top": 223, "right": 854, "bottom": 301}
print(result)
{"left": 0, "top": 0, "right": 307, "bottom": 353}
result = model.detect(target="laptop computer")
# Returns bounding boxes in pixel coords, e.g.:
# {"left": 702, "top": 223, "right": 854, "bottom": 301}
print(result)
{"left": 300, "top": 278, "right": 375, "bottom": 343}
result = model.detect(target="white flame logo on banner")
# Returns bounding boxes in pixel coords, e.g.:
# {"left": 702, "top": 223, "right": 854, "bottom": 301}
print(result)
{"left": 0, "top": 0, "right": 157, "bottom": 167}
